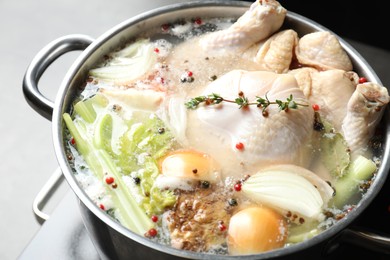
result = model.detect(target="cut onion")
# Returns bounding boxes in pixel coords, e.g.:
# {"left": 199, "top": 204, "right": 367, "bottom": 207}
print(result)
{"left": 89, "top": 39, "right": 157, "bottom": 84}
{"left": 242, "top": 164, "right": 334, "bottom": 220}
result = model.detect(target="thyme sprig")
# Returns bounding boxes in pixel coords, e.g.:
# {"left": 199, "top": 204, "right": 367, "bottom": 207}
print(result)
{"left": 185, "top": 92, "right": 308, "bottom": 115}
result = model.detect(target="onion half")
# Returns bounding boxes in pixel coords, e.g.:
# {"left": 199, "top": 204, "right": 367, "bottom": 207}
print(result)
{"left": 242, "top": 164, "right": 334, "bottom": 220}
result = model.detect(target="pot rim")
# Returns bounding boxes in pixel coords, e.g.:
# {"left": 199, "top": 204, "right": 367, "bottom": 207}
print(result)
{"left": 52, "top": 1, "right": 390, "bottom": 259}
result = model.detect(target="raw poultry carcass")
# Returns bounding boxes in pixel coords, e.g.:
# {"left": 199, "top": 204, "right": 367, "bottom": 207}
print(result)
{"left": 185, "top": 70, "right": 314, "bottom": 178}
{"left": 295, "top": 31, "right": 353, "bottom": 71}
{"left": 289, "top": 68, "right": 389, "bottom": 158}
{"left": 253, "top": 29, "right": 298, "bottom": 73}
{"left": 199, "top": 0, "right": 287, "bottom": 53}
{"left": 289, "top": 68, "right": 358, "bottom": 132}
{"left": 342, "top": 82, "right": 389, "bottom": 158}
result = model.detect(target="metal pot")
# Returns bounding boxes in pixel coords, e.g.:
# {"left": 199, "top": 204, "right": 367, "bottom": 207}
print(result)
{"left": 23, "top": 1, "right": 390, "bottom": 259}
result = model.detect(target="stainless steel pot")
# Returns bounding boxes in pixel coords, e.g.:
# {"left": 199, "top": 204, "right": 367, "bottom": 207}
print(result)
{"left": 23, "top": 1, "right": 390, "bottom": 259}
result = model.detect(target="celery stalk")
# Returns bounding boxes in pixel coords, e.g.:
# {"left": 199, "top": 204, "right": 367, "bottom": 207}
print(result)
{"left": 63, "top": 112, "right": 154, "bottom": 235}
{"left": 115, "top": 115, "right": 177, "bottom": 215}
{"left": 93, "top": 113, "right": 114, "bottom": 155}
{"left": 331, "top": 155, "right": 377, "bottom": 208}
{"left": 74, "top": 101, "right": 96, "bottom": 123}
{"left": 97, "top": 149, "right": 154, "bottom": 234}
{"left": 63, "top": 88, "right": 177, "bottom": 233}
{"left": 63, "top": 114, "right": 89, "bottom": 156}
{"left": 287, "top": 228, "right": 320, "bottom": 244}
{"left": 73, "top": 93, "right": 108, "bottom": 123}
{"left": 63, "top": 89, "right": 178, "bottom": 234}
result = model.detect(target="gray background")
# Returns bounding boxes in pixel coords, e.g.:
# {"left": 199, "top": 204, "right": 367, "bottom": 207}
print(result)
{"left": 1, "top": 0, "right": 389, "bottom": 259}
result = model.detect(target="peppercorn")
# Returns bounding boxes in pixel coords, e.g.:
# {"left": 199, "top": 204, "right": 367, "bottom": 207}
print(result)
{"left": 157, "top": 77, "right": 165, "bottom": 84}
{"left": 312, "top": 104, "right": 320, "bottom": 111}
{"left": 209, "top": 75, "right": 217, "bottom": 81}
{"left": 313, "top": 121, "right": 324, "bottom": 131}
{"left": 218, "top": 222, "right": 227, "bottom": 232}
{"left": 234, "top": 183, "right": 242, "bottom": 192}
{"left": 147, "top": 228, "right": 158, "bottom": 237}
{"left": 235, "top": 142, "right": 244, "bottom": 150}
{"left": 358, "top": 77, "right": 368, "bottom": 84}
{"left": 200, "top": 180, "right": 210, "bottom": 189}
{"left": 180, "top": 72, "right": 194, "bottom": 83}
{"left": 151, "top": 215, "right": 158, "bottom": 222}
{"left": 161, "top": 24, "right": 170, "bottom": 31}
{"left": 133, "top": 177, "right": 141, "bottom": 185}
{"left": 228, "top": 198, "right": 238, "bottom": 206}
{"left": 105, "top": 176, "right": 114, "bottom": 184}
{"left": 324, "top": 211, "right": 334, "bottom": 218}
{"left": 193, "top": 17, "right": 202, "bottom": 25}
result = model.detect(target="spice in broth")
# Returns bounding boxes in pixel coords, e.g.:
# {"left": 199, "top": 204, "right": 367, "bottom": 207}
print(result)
{"left": 63, "top": 0, "right": 389, "bottom": 256}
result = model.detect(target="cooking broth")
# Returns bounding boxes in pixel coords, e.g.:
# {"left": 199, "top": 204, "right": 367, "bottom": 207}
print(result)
{"left": 63, "top": 1, "right": 387, "bottom": 256}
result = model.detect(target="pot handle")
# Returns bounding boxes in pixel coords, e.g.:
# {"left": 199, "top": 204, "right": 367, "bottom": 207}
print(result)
{"left": 23, "top": 34, "right": 94, "bottom": 121}
{"left": 33, "top": 168, "right": 65, "bottom": 224}
{"left": 324, "top": 227, "right": 390, "bottom": 255}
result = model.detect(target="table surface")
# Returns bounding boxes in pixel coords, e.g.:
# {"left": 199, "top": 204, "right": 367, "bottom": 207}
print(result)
{"left": 1, "top": 1, "right": 390, "bottom": 259}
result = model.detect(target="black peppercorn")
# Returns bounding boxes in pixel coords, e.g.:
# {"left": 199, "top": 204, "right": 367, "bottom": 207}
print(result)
{"left": 133, "top": 177, "right": 141, "bottom": 185}
{"left": 200, "top": 180, "right": 210, "bottom": 189}
{"left": 228, "top": 198, "right": 238, "bottom": 206}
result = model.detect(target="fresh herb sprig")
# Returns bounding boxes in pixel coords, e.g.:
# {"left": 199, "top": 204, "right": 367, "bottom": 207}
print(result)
{"left": 185, "top": 92, "right": 308, "bottom": 116}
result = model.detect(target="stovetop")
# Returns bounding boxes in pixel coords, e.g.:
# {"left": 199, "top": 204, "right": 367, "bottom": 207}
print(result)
{"left": 18, "top": 40, "right": 390, "bottom": 260}
{"left": 19, "top": 191, "right": 99, "bottom": 260}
